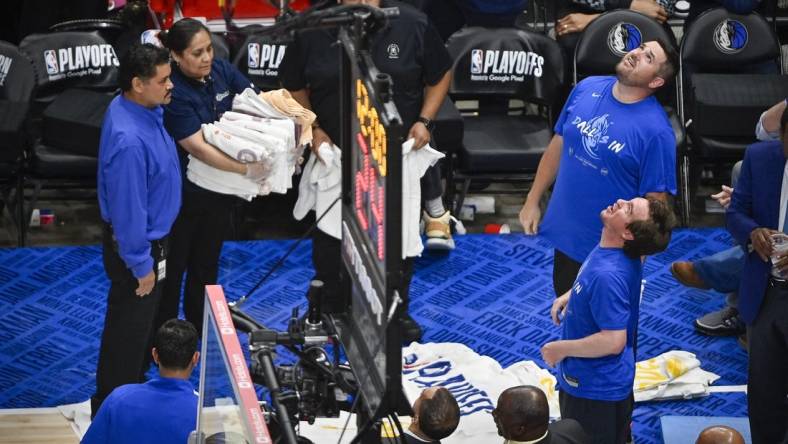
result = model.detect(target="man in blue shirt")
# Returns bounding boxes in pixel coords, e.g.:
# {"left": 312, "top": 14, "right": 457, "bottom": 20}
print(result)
{"left": 519, "top": 39, "right": 678, "bottom": 298}
{"left": 91, "top": 43, "right": 182, "bottom": 417}
{"left": 541, "top": 197, "right": 676, "bottom": 444}
{"left": 83, "top": 319, "right": 199, "bottom": 444}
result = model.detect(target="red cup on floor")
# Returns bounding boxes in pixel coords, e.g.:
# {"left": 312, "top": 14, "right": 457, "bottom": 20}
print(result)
{"left": 484, "top": 223, "right": 510, "bottom": 234}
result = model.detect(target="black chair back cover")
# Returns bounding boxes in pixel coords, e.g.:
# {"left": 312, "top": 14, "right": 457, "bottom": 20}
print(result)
{"left": 574, "top": 9, "right": 678, "bottom": 80}
{"left": 19, "top": 31, "right": 120, "bottom": 98}
{"left": 681, "top": 7, "right": 780, "bottom": 72}
{"left": 232, "top": 33, "right": 288, "bottom": 91}
{"left": 0, "top": 40, "right": 36, "bottom": 102}
{"left": 446, "top": 26, "right": 563, "bottom": 106}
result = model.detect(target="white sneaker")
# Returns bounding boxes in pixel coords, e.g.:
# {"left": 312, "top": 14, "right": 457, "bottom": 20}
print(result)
{"left": 423, "top": 210, "right": 455, "bottom": 251}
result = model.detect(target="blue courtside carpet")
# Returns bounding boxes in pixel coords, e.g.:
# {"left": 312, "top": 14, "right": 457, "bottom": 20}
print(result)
{"left": 0, "top": 230, "right": 747, "bottom": 444}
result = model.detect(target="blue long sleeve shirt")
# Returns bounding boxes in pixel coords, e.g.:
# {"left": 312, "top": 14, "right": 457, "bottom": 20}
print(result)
{"left": 98, "top": 95, "right": 182, "bottom": 278}
{"left": 81, "top": 377, "right": 198, "bottom": 444}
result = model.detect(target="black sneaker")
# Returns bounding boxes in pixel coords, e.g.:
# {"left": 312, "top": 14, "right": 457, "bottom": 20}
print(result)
{"left": 694, "top": 307, "right": 746, "bottom": 337}
{"left": 400, "top": 314, "right": 423, "bottom": 343}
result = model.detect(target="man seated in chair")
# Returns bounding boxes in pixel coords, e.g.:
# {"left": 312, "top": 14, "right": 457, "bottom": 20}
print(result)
{"left": 519, "top": 39, "right": 678, "bottom": 299}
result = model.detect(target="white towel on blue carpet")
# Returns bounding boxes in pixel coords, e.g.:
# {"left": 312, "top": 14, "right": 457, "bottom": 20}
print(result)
{"left": 402, "top": 342, "right": 559, "bottom": 443}
{"left": 634, "top": 350, "right": 720, "bottom": 402}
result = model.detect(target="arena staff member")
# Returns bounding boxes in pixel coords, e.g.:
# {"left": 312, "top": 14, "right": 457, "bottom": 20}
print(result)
{"left": 541, "top": 197, "right": 676, "bottom": 444}
{"left": 157, "top": 18, "right": 266, "bottom": 337}
{"left": 518, "top": 39, "right": 678, "bottom": 298}
{"left": 279, "top": 0, "right": 453, "bottom": 341}
{"left": 91, "top": 43, "right": 181, "bottom": 416}
{"left": 726, "top": 109, "right": 788, "bottom": 444}
{"left": 404, "top": 387, "right": 460, "bottom": 443}
{"left": 83, "top": 320, "right": 200, "bottom": 444}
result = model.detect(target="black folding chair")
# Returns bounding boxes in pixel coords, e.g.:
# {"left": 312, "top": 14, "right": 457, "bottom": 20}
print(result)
{"left": 444, "top": 26, "right": 564, "bottom": 214}
{"left": 0, "top": 41, "right": 35, "bottom": 245}
{"left": 678, "top": 7, "right": 786, "bottom": 218}
{"left": 19, "top": 31, "right": 121, "bottom": 230}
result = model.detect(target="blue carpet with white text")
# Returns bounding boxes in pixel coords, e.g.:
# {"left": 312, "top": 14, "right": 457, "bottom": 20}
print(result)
{"left": 0, "top": 229, "right": 748, "bottom": 444}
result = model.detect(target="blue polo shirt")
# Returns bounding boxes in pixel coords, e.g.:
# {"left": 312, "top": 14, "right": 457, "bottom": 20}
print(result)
{"left": 164, "top": 58, "right": 254, "bottom": 166}
{"left": 98, "top": 95, "right": 181, "bottom": 278}
{"left": 539, "top": 76, "right": 676, "bottom": 262}
{"left": 82, "top": 377, "right": 198, "bottom": 444}
{"left": 557, "top": 246, "right": 642, "bottom": 401}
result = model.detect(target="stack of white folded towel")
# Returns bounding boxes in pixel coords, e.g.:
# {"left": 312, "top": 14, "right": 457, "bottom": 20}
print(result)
{"left": 186, "top": 88, "right": 308, "bottom": 201}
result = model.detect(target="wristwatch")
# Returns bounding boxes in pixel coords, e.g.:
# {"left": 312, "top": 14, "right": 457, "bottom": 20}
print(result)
{"left": 417, "top": 116, "right": 434, "bottom": 131}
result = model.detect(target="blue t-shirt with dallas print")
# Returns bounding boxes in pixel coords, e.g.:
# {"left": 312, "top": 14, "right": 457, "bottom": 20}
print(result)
{"left": 558, "top": 246, "right": 642, "bottom": 402}
{"left": 539, "top": 76, "right": 676, "bottom": 262}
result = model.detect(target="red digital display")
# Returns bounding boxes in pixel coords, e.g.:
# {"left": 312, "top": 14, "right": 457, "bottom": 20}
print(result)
{"left": 353, "top": 79, "right": 387, "bottom": 264}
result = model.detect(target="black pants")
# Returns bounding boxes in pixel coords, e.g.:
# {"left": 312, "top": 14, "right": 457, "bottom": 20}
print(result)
{"left": 747, "top": 281, "right": 788, "bottom": 444}
{"left": 559, "top": 390, "right": 634, "bottom": 444}
{"left": 157, "top": 184, "right": 235, "bottom": 336}
{"left": 91, "top": 228, "right": 166, "bottom": 416}
{"left": 311, "top": 230, "right": 416, "bottom": 313}
{"left": 421, "top": 163, "right": 443, "bottom": 203}
{"left": 312, "top": 229, "right": 343, "bottom": 310}
{"left": 553, "top": 249, "right": 582, "bottom": 297}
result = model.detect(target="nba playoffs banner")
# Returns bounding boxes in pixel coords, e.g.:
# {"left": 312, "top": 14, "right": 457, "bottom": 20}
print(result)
{"left": 447, "top": 27, "right": 563, "bottom": 98}
{"left": 19, "top": 31, "right": 119, "bottom": 96}
{"left": 233, "top": 35, "right": 288, "bottom": 91}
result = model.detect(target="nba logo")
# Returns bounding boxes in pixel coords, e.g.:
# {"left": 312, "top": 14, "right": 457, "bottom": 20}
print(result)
{"left": 44, "top": 50, "right": 58, "bottom": 75}
{"left": 471, "top": 49, "right": 483, "bottom": 74}
{"left": 248, "top": 43, "right": 260, "bottom": 68}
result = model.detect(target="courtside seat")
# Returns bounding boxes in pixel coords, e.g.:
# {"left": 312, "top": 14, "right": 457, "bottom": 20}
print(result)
{"left": 0, "top": 40, "right": 35, "bottom": 245}
{"left": 459, "top": 114, "right": 550, "bottom": 172}
{"left": 18, "top": 31, "right": 119, "bottom": 227}
{"left": 679, "top": 7, "right": 784, "bottom": 217}
{"left": 30, "top": 143, "right": 98, "bottom": 179}
{"left": 688, "top": 72, "right": 788, "bottom": 158}
{"left": 445, "top": 26, "right": 564, "bottom": 212}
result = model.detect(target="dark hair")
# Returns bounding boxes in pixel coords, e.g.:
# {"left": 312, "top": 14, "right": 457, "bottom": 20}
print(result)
{"left": 499, "top": 386, "right": 549, "bottom": 440}
{"left": 118, "top": 43, "right": 170, "bottom": 92}
{"left": 419, "top": 388, "right": 460, "bottom": 440}
{"left": 654, "top": 37, "right": 679, "bottom": 82}
{"left": 153, "top": 319, "right": 198, "bottom": 370}
{"left": 623, "top": 197, "right": 677, "bottom": 258}
{"left": 159, "top": 18, "right": 211, "bottom": 53}
{"left": 780, "top": 105, "right": 788, "bottom": 134}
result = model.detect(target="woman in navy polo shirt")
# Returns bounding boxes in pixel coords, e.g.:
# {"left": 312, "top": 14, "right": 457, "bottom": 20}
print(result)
{"left": 156, "top": 18, "right": 264, "bottom": 335}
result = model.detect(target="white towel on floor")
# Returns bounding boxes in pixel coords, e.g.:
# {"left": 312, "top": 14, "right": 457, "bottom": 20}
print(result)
{"left": 634, "top": 350, "right": 720, "bottom": 402}
{"left": 402, "top": 341, "right": 560, "bottom": 442}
